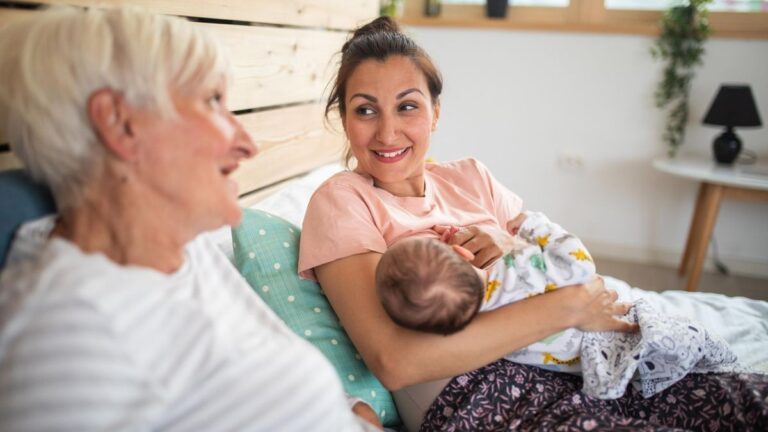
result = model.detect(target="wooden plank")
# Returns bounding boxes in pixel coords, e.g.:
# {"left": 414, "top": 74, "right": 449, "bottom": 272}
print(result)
{"left": 237, "top": 180, "right": 288, "bottom": 208}
{"left": 232, "top": 103, "right": 345, "bottom": 196}
{"left": 12, "top": 0, "right": 378, "bottom": 30}
{"left": 0, "top": 8, "right": 347, "bottom": 112}
{"left": 0, "top": 152, "right": 23, "bottom": 171}
{"left": 202, "top": 23, "right": 346, "bottom": 111}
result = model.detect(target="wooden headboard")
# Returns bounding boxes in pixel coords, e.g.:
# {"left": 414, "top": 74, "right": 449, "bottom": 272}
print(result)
{"left": 0, "top": 0, "right": 378, "bottom": 203}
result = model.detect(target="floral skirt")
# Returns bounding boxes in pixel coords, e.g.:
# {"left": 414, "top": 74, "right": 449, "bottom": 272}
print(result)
{"left": 420, "top": 359, "right": 768, "bottom": 431}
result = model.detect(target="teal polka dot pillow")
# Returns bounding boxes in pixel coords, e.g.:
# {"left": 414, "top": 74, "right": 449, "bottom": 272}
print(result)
{"left": 232, "top": 209, "right": 399, "bottom": 427}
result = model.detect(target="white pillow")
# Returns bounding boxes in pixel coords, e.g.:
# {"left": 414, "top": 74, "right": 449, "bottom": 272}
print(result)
{"left": 208, "top": 163, "right": 345, "bottom": 262}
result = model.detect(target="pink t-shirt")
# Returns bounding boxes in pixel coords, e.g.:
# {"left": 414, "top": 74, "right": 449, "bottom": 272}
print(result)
{"left": 298, "top": 158, "right": 523, "bottom": 280}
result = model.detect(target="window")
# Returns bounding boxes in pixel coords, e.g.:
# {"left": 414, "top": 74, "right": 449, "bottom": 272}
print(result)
{"left": 606, "top": 0, "right": 768, "bottom": 13}
{"left": 401, "top": 0, "right": 768, "bottom": 38}
{"left": 442, "top": 0, "right": 570, "bottom": 6}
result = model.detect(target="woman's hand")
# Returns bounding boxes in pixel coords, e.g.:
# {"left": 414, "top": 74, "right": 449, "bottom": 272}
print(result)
{"left": 352, "top": 401, "right": 383, "bottom": 430}
{"left": 434, "top": 224, "right": 514, "bottom": 268}
{"left": 561, "top": 276, "right": 638, "bottom": 333}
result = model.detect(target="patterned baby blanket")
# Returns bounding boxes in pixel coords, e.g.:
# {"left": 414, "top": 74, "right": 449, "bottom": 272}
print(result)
{"left": 580, "top": 299, "right": 740, "bottom": 399}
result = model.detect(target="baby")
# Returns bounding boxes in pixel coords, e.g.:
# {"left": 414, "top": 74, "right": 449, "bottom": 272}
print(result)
{"left": 376, "top": 212, "right": 738, "bottom": 399}
{"left": 375, "top": 211, "right": 595, "bottom": 372}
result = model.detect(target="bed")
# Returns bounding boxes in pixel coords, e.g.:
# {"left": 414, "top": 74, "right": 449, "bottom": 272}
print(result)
{"left": 1, "top": 1, "right": 767, "bottom": 431}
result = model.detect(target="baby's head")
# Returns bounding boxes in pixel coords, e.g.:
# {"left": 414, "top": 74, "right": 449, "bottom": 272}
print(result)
{"left": 375, "top": 237, "right": 485, "bottom": 335}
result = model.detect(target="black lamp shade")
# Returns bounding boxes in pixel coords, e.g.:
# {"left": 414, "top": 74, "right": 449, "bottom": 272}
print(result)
{"left": 703, "top": 85, "right": 762, "bottom": 128}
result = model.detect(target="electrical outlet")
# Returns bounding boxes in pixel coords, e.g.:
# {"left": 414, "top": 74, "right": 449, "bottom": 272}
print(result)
{"left": 556, "top": 154, "right": 584, "bottom": 171}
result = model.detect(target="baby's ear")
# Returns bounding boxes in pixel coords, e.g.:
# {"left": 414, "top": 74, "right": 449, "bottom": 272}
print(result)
{"left": 451, "top": 244, "right": 475, "bottom": 262}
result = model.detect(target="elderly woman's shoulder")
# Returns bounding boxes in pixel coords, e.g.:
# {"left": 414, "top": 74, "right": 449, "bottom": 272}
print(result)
{"left": 0, "top": 240, "right": 125, "bottom": 334}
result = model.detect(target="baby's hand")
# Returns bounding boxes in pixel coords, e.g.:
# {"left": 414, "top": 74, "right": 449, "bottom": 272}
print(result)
{"left": 507, "top": 213, "right": 528, "bottom": 236}
{"left": 435, "top": 224, "right": 460, "bottom": 243}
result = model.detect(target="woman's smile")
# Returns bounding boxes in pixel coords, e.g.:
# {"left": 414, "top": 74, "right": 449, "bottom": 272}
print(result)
{"left": 372, "top": 146, "right": 411, "bottom": 163}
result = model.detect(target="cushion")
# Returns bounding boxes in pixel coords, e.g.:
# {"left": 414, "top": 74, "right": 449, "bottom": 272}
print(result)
{"left": 232, "top": 209, "right": 399, "bottom": 427}
{"left": 0, "top": 169, "right": 55, "bottom": 269}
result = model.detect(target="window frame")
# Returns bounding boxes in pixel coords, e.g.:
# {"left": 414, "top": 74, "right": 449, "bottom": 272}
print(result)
{"left": 400, "top": 0, "right": 768, "bottom": 38}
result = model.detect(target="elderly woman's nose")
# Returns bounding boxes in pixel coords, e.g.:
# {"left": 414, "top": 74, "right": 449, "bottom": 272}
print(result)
{"left": 237, "top": 129, "right": 258, "bottom": 158}
{"left": 230, "top": 115, "right": 258, "bottom": 158}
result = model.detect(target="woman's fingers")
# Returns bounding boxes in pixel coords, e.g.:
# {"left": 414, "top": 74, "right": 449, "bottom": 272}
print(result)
{"left": 613, "top": 302, "right": 633, "bottom": 316}
{"left": 449, "top": 227, "right": 475, "bottom": 246}
{"left": 608, "top": 318, "right": 639, "bottom": 333}
{"left": 608, "top": 289, "right": 619, "bottom": 302}
{"left": 451, "top": 244, "right": 476, "bottom": 262}
{"left": 433, "top": 225, "right": 450, "bottom": 234}
{"left": 461, "top": 236, "right": 486, "bottom": 254}
{"left": 473, "top": 248, "right": 499, "bottom": 269}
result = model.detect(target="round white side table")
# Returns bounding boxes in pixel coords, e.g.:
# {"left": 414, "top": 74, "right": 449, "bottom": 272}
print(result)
{"left": 653, "top": 156, "right": 768, "bottom": 291}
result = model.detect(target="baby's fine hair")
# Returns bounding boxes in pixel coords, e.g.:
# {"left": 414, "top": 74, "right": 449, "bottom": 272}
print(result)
{"left": 376, "top": 237, "right": 484, "bottom": 335}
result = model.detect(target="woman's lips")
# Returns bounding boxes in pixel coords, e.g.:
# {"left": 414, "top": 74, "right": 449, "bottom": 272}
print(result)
{"left": 372, "top": 147, "right": 410, "bottom": 163}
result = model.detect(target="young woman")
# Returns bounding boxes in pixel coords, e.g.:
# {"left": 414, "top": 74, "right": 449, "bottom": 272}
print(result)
{"left": 299, "top": 16, "right": 768, "bottom": 431}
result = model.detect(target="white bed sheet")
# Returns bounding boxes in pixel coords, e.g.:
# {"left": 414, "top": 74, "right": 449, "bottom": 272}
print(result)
{"left": 208, "top": 163, "right": 344, "bottom": 262}
{"left": 606, "top": 276, "right": 768, "bottom": 373}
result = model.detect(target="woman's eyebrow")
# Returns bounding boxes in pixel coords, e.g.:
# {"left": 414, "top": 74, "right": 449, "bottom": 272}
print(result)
{"left": 350, "top": 93, "right": 376, "bottom": 103}
{"left": 397, "top": 88, "right": 424, "bottom": 99}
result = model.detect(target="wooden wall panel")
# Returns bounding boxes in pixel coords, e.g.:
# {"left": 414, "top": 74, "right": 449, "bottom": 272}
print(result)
{"left": 0, "top": 9, "right": 347, "bottom": 112}
{"left": 0, "top": 153, "right": 22, "bottom": 171}
{"left": 203, "top": 23, "right": 345, "bottom": 111}
{"left": 13, "top": 0, "right": 378, "bottom": 30}
{"left": 232, "top": 103, "right": 345, "bottom": 195}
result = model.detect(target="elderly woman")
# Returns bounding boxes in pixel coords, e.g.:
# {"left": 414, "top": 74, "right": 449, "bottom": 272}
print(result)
{"left": 298, "top": 17, "right": 768, "bottom": 431}
{"left": 0, "top": 6, "right": 380, "bottom": 431}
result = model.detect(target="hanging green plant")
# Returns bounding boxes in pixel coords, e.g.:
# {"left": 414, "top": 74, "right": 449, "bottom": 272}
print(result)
{"left": 651, "top": 0, "right": 712, "bottom": 157}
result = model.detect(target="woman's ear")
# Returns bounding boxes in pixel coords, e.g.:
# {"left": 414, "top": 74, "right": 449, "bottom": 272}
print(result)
{"left": 88, "top": 88, "right": 137, "bottom": 161}
{"left": 431, "top": 101, "right": 440, "bottom": 132}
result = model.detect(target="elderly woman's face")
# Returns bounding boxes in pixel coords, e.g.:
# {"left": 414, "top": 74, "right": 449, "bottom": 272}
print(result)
{"left": 129, "top": 82, "right": 256, "bottom": 232}
{"left": 343, "top": 56, "right": 438, "bottom": 191}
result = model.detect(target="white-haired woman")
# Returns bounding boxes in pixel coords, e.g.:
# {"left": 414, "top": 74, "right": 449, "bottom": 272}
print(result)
{"left": 0, "top": 6, "right": 379, "bottom": 431}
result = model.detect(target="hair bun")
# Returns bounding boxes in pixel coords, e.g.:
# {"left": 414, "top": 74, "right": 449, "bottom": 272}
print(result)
{"left": 342, "top": 16, "right": 402, "bottom": 54}
{"left": 352, "top": 16, "right": 401, "bottom": 38}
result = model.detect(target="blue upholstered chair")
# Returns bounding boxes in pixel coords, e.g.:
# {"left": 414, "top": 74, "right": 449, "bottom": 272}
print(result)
{"left": 0, "top": 169, "right": 55, "bottom": 268}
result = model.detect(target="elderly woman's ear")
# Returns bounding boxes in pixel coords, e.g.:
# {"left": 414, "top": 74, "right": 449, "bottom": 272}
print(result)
{"left": 88, "top": 88, "right": 138, "bottom": 161}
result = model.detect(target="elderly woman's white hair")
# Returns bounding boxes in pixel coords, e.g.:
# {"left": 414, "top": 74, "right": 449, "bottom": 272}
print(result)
{"left": 0, "top": 6, "right": 230, "bottom": 209}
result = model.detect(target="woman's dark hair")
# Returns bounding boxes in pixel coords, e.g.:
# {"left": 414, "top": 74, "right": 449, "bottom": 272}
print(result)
{"left": 325, "top": 16, "right": 443, "bottom": 121}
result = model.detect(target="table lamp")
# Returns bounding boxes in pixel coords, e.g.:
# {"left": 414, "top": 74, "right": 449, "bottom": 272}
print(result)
{"left": 702, "top": 84, "right": 762, "bottom": 164}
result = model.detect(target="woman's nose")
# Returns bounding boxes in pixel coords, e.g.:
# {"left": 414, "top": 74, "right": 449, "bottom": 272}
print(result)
{"left": 230, "top": 113, "right": 258, "bottom": 159}
{"left": 375, "top": 113, "right": 398, "bottom": 145}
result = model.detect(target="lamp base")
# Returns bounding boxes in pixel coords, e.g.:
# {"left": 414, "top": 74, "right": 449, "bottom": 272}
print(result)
{"left": 712, "top": 129, "right": 741, "bottom": 164}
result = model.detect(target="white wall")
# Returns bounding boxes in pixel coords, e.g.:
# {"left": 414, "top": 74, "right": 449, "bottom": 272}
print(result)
{"left": 406, "top": 26, "right": 768, "bottom": 278}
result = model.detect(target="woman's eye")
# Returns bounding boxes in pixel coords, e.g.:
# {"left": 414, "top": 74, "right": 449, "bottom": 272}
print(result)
{"left": 355, "top": 106, "right": 375, "bottom": 116}
{"left": 400, "top": 103, "right": 417, "bottom": 112}
{"left": 207, "top": 92, "right": 223, "bottom": 109}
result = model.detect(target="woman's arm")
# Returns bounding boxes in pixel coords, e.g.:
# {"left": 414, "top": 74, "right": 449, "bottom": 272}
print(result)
{"left": 316, "top": 252, "right": 635, "bottom": 391}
